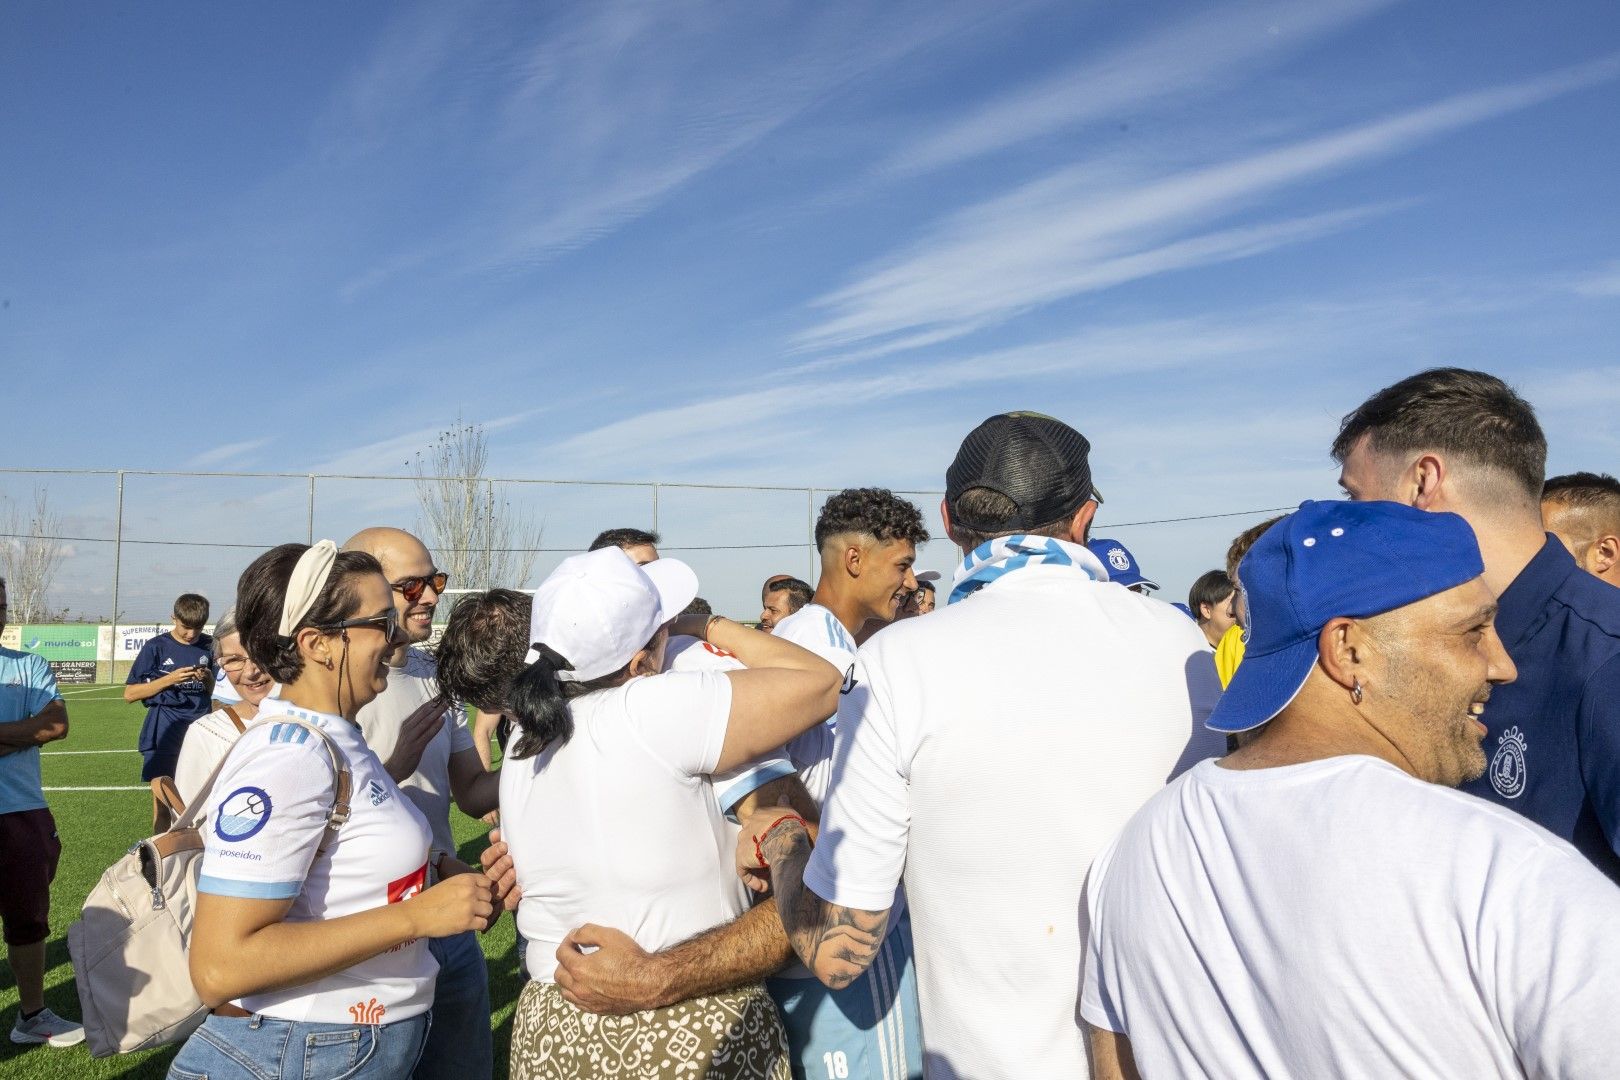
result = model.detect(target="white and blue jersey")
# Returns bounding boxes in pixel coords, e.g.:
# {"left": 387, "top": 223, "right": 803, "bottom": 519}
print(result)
{"left": 196, "top": 698, "right": 438, "bottom": 1023}
{"left": 765, "top": 604, "right": 925, "bottom": 1079}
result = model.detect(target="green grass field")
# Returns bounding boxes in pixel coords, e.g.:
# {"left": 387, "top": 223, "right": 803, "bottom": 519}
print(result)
{"left": 0, "top": 686, "right": 523, "bottom": 1080}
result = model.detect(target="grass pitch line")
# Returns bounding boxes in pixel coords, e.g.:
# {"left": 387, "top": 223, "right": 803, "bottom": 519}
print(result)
{"left": 44, "top": 785, "right": 147, "bottom": 792}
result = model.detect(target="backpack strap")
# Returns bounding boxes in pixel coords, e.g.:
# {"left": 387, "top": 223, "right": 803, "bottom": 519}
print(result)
{"left": 223, "top": 705, "right": 246, "bottom": 734}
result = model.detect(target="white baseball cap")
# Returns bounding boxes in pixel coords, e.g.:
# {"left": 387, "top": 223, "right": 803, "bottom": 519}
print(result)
{"left": 526, "top": 546, "right": 698, "bottom": 681}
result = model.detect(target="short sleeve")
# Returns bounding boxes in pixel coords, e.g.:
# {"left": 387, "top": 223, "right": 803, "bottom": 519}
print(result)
{"left": 126, "top": 639, "right": 159, "bottom": 685}
{"left": 802, "top": 656, "right": 908, "bottom": 912}
{"left": 622, "top": 671, "right": 732, "bottom": 778}
{"left": 712, "top": 755, "right": 797, "bottom": 819}
{"left": 1577, "top": 654, "right": 1620, "bottom": 856}
{"left": 448, "top": 706, "right": 476, "bottom": 756}
{"left": 1479, "top": 840, "right": 1620, "bottom": 1073}
{"left": 23, "top": 653, "right": 60, "bottom": 716}
{"left": 1078, "top": 843, "right": 1126, "bottom": 1033}
{"left": 197, "top": 722, "right": 338, "bottom": 901}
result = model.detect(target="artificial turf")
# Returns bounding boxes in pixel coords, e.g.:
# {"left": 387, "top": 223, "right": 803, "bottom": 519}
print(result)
{"left": 0, "top": 685, "right": 523, "bottom": 1080}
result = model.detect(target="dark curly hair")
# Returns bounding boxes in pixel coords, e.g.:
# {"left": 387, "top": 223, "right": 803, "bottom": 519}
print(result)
{"left": 236, "top": 544, "right": 383, "bottom": 684}
{"left": 814, "top": 488, "right": 930, "bottom": 552}
{"left": 434, "top": 589, "right": 534, "bottom": 714}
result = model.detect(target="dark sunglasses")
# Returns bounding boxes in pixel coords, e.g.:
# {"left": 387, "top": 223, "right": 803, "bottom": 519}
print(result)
{"left": 391, "top": 571, "right": 448, "bottom": 604}
{"left": 317, "top": 608, "right": 405, "bottom": 642}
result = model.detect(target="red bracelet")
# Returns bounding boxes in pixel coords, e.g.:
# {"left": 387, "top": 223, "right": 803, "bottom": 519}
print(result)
{"left": 753, "top": 814, "right": 808, "bottom": 869}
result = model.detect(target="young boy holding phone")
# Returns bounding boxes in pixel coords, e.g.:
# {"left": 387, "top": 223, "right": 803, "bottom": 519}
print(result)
{"left": 124, "top": 592, "right": 214, "bottom": 786}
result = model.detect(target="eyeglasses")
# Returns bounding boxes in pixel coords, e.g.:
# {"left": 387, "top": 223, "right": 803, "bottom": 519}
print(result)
{"left": 317, "top": 608, "right": 405, "bottom": 643}
{"left": 218, "top": 654, "right": 249, "bottom": 673}
{"left": 391, "top": 571, "right": 448, "bottom": 604}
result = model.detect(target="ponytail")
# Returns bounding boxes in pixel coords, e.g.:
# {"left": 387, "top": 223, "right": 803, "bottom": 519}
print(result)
{"left": 507, "top": 644, "right": 576, "bottom": 760}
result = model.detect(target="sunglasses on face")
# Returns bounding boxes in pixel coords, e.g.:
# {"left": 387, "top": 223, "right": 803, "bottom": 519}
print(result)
{"left": 318, "top": 608, "right": 406, "bottom": 643}
{"left": 391, "top": 571, "right": 448, "bottom": 604}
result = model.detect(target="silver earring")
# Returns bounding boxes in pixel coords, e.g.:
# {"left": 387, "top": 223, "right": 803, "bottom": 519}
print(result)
{"left": 1351, "top": 677, "right": 1364, "bottom": 705}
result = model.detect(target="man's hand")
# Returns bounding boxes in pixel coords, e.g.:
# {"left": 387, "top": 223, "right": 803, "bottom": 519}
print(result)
{"left": 736, "top": 807, "right": 808, "bottom": 894}
{"left": 478, "top": 828, "right": 522, "bottom": 914}
{"left": 555, "top": 924, "right": 670, "bottom": 1014}
{"left": 384, "top": 698, "right": 448, "bottom": 783}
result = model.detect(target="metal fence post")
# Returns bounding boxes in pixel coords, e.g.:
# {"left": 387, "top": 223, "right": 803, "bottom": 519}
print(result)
{"left": 110, "top": 471, "right": 125, "bottom": 677}
{"left": 307, "top": 474, "right": 316, "bottom": 543}
{"left": 806, "top": 487, "right": 816, "bottom": 580}
{"left": 652, "top": 483, "right": 660, "bottom": 536}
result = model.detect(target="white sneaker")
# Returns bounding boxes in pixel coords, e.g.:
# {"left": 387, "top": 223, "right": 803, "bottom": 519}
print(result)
{"left": 10, "top": 1007, "right": 86, "bottom": 1047}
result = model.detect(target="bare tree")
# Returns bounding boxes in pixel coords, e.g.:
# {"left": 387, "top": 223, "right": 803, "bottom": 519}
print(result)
{"left": 0, "top": 488, "right": 67, "bottom": 623}
{"left": 411, "top": 416, "right": 543, "bottom": 593}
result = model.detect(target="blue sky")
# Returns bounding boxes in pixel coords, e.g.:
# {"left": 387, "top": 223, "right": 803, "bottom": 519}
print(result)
{"left": 3, "top": 0, "right": 1618, "bottom": 619}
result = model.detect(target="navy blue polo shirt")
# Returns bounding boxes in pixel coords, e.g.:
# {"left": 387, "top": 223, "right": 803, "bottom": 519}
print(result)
{"left": 1459, "top": 536, "right": 1620, "bottom": 882}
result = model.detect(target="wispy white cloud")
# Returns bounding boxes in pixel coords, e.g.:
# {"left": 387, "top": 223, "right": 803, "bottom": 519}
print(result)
{"left": 1568, "top": 261, "right": 1620, "bottom": 298}
{"left": 795, "top": 54, "right": 1620, "bottom": 355}
{"left": 186, "top": 437, "right": 275, "bottom": 470}
{"left": 885, "top": 0, "right": 1402, "bottom": 176}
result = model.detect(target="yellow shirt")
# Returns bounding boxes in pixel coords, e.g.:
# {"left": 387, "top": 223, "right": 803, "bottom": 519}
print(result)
{"left": 1215, "top": 623, "right": 1246, "bottom": 689}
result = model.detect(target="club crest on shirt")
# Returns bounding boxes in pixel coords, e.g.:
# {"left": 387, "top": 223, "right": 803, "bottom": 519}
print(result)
{"left": 215, "top": 786, "right": 273, "bottom": 842}
{"left": 1489, "top": 726, "right": 1528, "bottom": 799}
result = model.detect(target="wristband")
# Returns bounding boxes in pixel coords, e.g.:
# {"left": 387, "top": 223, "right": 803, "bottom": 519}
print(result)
{"left": 752, "top": 813, "right": 808, "bottom": 869}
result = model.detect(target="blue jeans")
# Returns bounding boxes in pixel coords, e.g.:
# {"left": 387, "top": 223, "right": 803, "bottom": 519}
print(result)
{"left": 167, "top": 1011, "right": 430, "bottom": 1080}
{"left": 413, "top": 931, "right": 492, "bottom": 1080}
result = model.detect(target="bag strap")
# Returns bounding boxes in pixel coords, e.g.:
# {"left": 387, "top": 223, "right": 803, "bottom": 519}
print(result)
{"left": 170, "top": 717, "right": 352, "bottom": 854}
{"left": 223, "top": 705, "right": 246, "bottom": 734}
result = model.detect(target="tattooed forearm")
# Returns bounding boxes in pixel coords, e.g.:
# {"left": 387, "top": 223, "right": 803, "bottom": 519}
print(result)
{"left": 761, "top": 821, "right": 890, "bottom": 990}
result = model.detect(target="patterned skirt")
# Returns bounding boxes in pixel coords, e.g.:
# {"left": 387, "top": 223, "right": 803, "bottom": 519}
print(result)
{"left": 510, "top": 979, "right": 793, "bottom": 1080}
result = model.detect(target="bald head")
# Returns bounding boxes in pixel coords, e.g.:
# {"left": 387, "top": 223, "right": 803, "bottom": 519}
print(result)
{"left": 343, "top": 527, "right": 441, "bottom": 645}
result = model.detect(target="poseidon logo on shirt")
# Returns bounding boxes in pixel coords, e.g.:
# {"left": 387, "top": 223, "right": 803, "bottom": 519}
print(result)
{"left": 1490, "top": 726, "right": 1529, "bottom": 799}
{"left": 214, "top": 786, "right": 273, "bottom": 842}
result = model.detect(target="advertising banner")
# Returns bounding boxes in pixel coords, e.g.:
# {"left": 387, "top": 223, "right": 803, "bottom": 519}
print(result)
{"left": 18, "top": 624, "right": 100, "bottom": 661}
{"left": 48, "top": 659, "right": 98, "bottom": 685}
{"left": 115, "top": 624, "right": 166, "bottom": 662}
{"left": 0, "top": 626, "right": 17, "bottom": 651}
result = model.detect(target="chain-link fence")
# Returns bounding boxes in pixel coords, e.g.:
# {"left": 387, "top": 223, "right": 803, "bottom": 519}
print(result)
{"left": 1, "top": 466, "right": 1293, "bottom": 684}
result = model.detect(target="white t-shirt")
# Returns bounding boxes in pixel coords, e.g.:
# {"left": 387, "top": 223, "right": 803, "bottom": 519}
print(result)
{"left": 768, "top": 602, "right": 856, "bottom": 804}
{"left": 1083, "top": 756, "right": 1620, "bottom": 1078}
{"left": 174, "top": 705, "right": 253, "bottom": 808}
{"left": 356, "top": 648, "right": 477, "bottom": 855}
{"left": 803, "top": 563, "right": 1219, "bottom": 1079}
{"left": 503, "top": 670, "right": 745, "bottom": 981}
{"left": 664, "top": 635, "right": 796, "bottom": 816}
{"left": 196, "top": 698, "right": 438, "bottom": 1023}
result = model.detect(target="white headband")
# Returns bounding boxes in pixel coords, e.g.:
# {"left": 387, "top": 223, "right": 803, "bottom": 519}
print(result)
{"left": 279, "top": 539, "right": 339, "bottom": 637}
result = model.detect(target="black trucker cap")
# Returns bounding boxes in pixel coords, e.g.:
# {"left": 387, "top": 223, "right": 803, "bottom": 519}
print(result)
{"left": 945, "top": 411, "right": 1099, "bottom": 532}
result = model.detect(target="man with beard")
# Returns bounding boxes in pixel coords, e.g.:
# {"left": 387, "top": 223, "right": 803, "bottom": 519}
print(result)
{"left": 343, "top": 527, "right": 499, "bottom": 1080}
{"left": 1083, "top": 500, "right": 1620, "bottom": 1079}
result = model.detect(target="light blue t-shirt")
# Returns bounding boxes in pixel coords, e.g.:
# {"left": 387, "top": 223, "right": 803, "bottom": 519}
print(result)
{"left": 0, "top": 646, "right": 58, "bottom": 815}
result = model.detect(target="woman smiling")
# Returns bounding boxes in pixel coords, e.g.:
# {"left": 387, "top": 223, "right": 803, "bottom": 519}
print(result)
{"left": 167, "top": 541, "right": 494, "bottom": 1080}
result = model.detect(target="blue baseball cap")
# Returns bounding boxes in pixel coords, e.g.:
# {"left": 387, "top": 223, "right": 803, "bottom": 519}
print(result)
{"left": 1086, "top": 538, "right": 1159, "bottom": 591}
{"left": 1207, "top": 500, "right": 1484, "bottom": 734}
